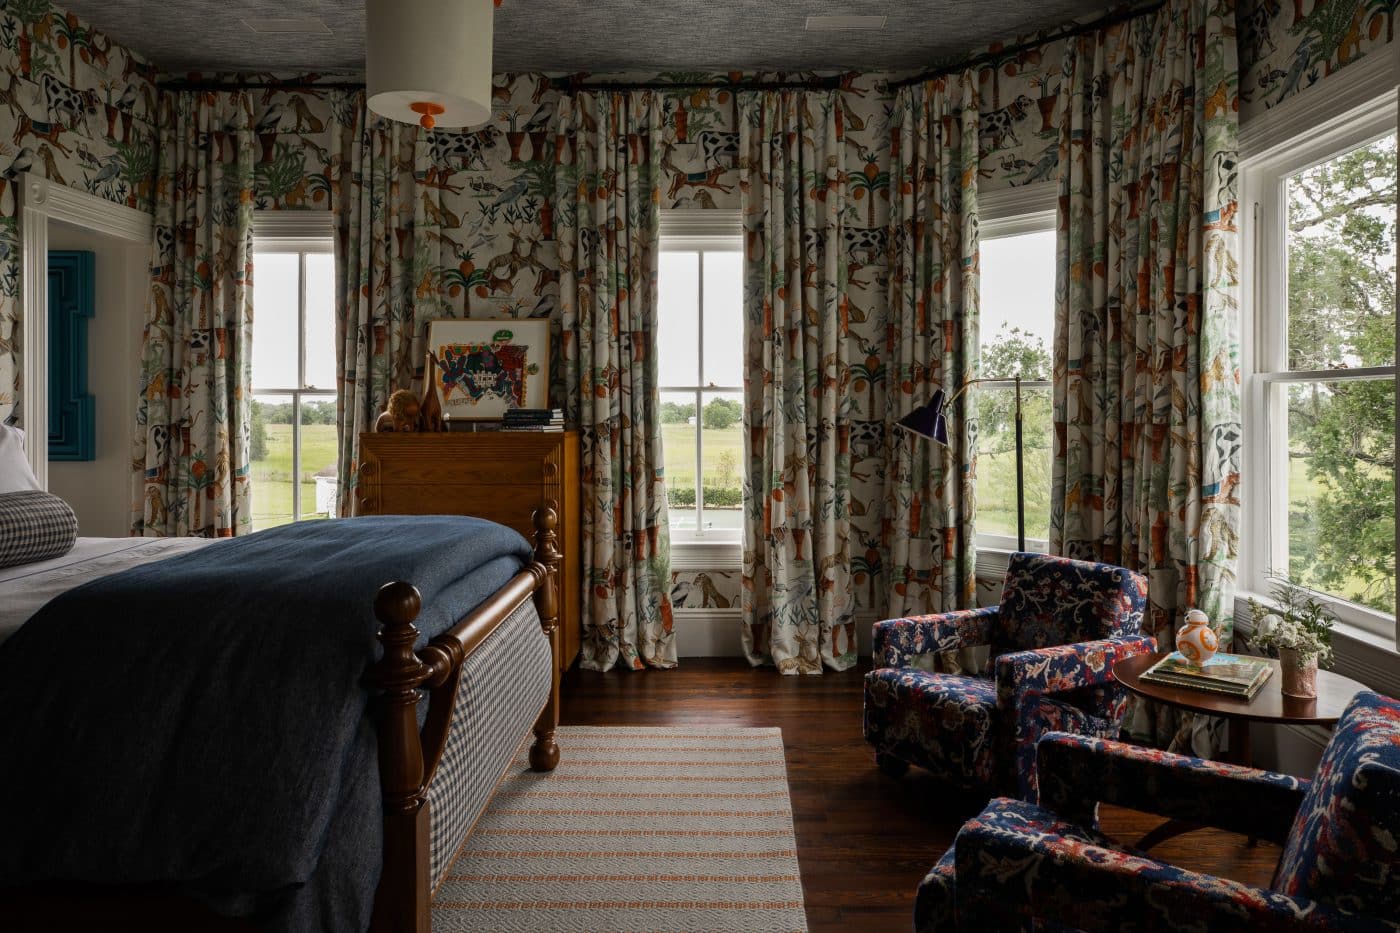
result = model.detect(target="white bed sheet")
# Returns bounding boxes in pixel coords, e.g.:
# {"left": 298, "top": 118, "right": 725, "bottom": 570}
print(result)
{"left": 0, "top": 537, "right": 211, "bottom": 645}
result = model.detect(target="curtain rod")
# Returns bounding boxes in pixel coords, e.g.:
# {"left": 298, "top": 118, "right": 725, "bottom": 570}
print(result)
{"left": 161, "top": 80, "right": 365, "bottom": 92}
{"left": 888, "top": 0, "right": 1166, "bottom": 91}
{"left": 159, "top": 76, "right": 851, "bottom": 94}
{"left": 560, "top": 74, "right": 857, "bottom": 93}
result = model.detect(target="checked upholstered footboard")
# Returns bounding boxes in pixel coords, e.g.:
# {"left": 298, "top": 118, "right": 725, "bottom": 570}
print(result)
{"left": 426, "top": 597, "right": 553, "bottom": 889}
{"left": 369, "top": 507, "right": 563, "bottom": 933}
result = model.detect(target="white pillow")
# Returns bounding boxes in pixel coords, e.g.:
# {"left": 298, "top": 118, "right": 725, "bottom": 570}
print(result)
{"left": 0, "top": 423, "right": 41, "bottom": 495}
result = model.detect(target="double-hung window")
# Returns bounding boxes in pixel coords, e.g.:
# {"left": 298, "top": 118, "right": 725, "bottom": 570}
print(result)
{"left": 657, "top": 211, "right": 744, "bottom": 560}
{"left": 1243, "top": 92, "right": 1397, "bottom": 641}
{"left": 976, "top": 200, "right": 1057, "bottom": 553}
{"left": 250, "top": 214, "right": 337, "bottom": 530}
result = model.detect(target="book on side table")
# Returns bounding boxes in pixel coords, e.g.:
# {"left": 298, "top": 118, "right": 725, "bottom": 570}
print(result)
{"left": 1140, "top": 651, "right": 1274, "bottom": 700}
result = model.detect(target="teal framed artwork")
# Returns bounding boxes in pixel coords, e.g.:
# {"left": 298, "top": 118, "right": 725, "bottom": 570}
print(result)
{"left": 48, "top": 250, "right": 96, "bottom": 461}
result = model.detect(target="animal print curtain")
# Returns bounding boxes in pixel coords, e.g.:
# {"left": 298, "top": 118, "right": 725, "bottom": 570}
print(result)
{"left": 555, "top": 90, "right": 678, "bottom": 671}
{"left": 331, "top": 91, "right": 420, "bottom": 516}
{"left": 737, "top": 89, "right": 855, "bottom": 674}
{"left": 131, "top": 90, "right": 257, "bottom": 537}
{"left": 883, "top": 73, "right": 980, "bottom": 635}
{"left": 1052, "top": 0, "right": 1242, "bottom": 755}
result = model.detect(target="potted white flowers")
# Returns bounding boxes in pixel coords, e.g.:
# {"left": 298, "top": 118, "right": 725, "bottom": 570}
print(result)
{"left": 1247, "top": 578, "right": 1335, "bottom": 699}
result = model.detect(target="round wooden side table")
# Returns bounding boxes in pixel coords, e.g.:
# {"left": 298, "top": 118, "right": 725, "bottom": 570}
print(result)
{"left": 1111, "top": 651, "right": 1367, "bottom": 850}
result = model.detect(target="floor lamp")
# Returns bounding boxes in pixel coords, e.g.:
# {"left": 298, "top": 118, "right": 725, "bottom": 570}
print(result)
{"left": 896, "top": 375, "right": 1025, "bottom": 552}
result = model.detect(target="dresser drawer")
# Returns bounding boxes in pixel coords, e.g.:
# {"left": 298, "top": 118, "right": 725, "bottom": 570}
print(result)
{"left": 361, "top": 445, "right": 556, "bottom": 487}
{"left": 371, "top": 483, "right": 557, "bottom": 535}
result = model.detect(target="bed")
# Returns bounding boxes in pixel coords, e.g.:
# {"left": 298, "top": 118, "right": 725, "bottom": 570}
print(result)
{"left": 0, "top": 464, "right": 563, "bottom": 932}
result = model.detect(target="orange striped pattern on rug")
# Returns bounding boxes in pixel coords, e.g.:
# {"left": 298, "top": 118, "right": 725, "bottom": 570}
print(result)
{"left": 431, "top": 726, "right": 807, "bottom": 932}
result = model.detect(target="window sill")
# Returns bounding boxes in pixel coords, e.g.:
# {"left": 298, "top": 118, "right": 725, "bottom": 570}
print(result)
{"left": 671, "top": 541, "right": 742, "bottom": 571}
{"left": 974, "top": 542, "right": 1048, "bottom": 582}
{"left": 1233, "top": 591, "right": 1400, "bottom": 698}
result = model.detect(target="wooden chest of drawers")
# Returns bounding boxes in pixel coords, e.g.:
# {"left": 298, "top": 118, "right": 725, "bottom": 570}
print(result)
{"left": 354, "top": 431, "right": 582, "bottom": 673}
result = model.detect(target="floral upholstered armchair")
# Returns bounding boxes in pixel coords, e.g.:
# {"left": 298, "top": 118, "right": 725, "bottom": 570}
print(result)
{"left": 863, "top": 553, "right": 1154, "bottom": 800}
{"left": 917, "top": 691, "right": 1400, "bottom": 932}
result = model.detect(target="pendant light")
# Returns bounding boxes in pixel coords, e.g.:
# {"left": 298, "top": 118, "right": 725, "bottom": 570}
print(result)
{"left": 366, "top": 0, "right": 496, "bottom": 130}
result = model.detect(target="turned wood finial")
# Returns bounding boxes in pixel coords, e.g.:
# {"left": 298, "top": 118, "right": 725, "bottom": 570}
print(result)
{"left": 376, "top": 580, "right": 423, "bottom": 631}
{"left": 532, "top": 506, "right": 562, "bottom": 629}
{"left": 529, "top": 505, "right": 563, "bottom": 773}
{"left": 371, "top": 580, "right": 430, "bottom": 815}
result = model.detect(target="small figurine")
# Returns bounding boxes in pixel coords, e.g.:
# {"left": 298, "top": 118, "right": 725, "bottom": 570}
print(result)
{"left": 375, "top": 389, "right": 422, "bottom": 432}
{"left": 1175, "top": 608, "right": 1219, "bottom": 667}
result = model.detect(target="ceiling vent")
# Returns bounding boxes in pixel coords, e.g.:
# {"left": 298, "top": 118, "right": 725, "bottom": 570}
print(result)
{"left": 805, "top": 15, "right": 887, "bottom": 30}
{"left": 239, "top": 16, "right": 332, "bottom": 34}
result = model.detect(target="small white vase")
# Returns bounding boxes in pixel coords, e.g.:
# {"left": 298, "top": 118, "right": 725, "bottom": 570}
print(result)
{"left": 1175, "top": 609, "right": 1219, "bottom": 666}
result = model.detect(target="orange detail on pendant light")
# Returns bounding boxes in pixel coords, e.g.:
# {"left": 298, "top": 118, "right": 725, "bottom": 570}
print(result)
{"left": 410, "top": 101, "right": 446, "bottom": 129}
{"left": 366, "top": 0, "right": 495, "bottom": 129}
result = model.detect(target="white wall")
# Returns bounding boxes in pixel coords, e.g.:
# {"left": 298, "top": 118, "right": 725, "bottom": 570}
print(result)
{"left": 45, "top": 220, "right": 146, "bottom": 538}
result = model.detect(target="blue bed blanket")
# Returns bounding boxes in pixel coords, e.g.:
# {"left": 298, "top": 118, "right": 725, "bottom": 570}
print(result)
{"left": 0, "top": 515, "right": 533, "bottom": 931}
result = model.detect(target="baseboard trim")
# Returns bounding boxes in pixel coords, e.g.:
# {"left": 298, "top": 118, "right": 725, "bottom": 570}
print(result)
{"left": 1282, "top": 722, "right": 1332, "bottom": 752}
{"left": 674, "top": 609, "right": 879, "bottom": 659}
{"left": 674, "top": 609, "right": 743, "bottom": 657}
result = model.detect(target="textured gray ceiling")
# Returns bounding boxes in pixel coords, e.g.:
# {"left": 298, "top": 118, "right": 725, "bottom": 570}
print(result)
{"left": 58, "top": 0, "right": 1116, "bottom": 75}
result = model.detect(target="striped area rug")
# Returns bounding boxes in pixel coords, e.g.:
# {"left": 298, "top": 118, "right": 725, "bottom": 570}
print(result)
{"left": 432, "top": 725, "right": 808, "bottom": 933}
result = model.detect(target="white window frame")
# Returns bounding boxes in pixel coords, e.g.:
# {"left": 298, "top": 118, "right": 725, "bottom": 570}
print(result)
{"left": 251, "top": 212, "right": 336, "bottom": 524}
{"left": 658, "top": 210, "right": 744, "bottom": 567}
{"left": 1240, "top": 84, "right": 1399, "bottom": 646}
{"left": 976, "top": 185, "right": 1058, "bottom": 563}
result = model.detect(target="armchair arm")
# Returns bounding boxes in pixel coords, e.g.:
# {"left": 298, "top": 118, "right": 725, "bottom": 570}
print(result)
{"left": 1037, "top": 732, "right": 1310, "bottom": 846}
{"left": 953, "top": 808, "right": 1393, "bottom": 932}
{"left": 994, "top": 634, "right": 1157, "bottom": 710}
{"left": 871, "top": 606, "right": 997, "bottom": 669}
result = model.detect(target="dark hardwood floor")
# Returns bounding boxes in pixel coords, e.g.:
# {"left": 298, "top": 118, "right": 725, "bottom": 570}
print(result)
{"left": 561, "top": 658, "right": 1283, "bottom": 933}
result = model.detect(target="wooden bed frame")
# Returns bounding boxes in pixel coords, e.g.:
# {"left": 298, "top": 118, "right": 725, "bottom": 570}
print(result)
{"left": 2, "top": 508, "right": 564, "bottom": 933}
{"left": 368, "top": 506, "right": 564, "bottom": 933}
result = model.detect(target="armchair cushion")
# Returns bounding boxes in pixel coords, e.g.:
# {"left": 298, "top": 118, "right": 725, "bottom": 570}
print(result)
{"left": 872, "top": 607, "right": 998, "bottom": 669}
{"left": 1275, "top": 691, "right": 1400, "bottom": 917}
{"left": 992, "top": 553, "right": 1148, "bottom": 658}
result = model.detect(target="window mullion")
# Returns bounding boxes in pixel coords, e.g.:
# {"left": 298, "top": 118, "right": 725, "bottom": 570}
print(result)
{"left": 291, "top": 251, "right": 307, "bottom": 522}
{"left": 696, "top": 250, "right": 706, "bottom": 537}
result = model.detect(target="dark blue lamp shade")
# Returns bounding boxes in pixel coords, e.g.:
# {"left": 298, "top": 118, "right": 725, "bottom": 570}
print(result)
{"left": 896, "top": 389, "right": 949, "bottom": 446}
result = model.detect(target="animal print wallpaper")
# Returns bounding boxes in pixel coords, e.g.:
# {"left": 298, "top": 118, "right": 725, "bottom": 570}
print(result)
{"left": 1240, "top": 0, "right": 1394, "bottom": 117}
{"left": 0, "top": 0, "right": 158, "bottom": 424}
{"left": 0, "top": 0, "right": 1392, "bottom": 613}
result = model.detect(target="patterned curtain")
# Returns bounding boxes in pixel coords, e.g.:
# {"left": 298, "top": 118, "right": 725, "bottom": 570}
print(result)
{"left": 332, "top": 91, "right": 421, "bottom": 516}
{"left": 555, "top": 90, "right": 677, "bottom": 671}
{"left": 131, "top": 90, "right": 257, "bottom": 537}
{"left": 1051, "top": 0, "right": 1242, "bottom": 755}
{"left": 883, "top": 74, "right": 981, "bottom": 639}
{"left": 737, "top": 90, "right": 855, "bottom": 674}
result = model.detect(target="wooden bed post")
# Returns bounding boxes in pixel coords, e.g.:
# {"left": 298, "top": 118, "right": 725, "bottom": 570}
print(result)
{"left": 370, "top": 581, "right": 432, "bottom": 933}
{"left": 530, "top": 506, "right": 563, "bottom": 772}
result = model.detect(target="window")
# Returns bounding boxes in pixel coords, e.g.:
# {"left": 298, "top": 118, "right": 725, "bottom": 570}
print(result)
{"left": 657, "top": 212, "right": 744, "bottom": 549}
{"left": 1244, "top": 98, "right": 1397, "bottom": 639}
{"left": 976, "top": 209, "right": 1057, "bottom": 551}
{"left": 250, "top": 215, "right": 337, "bottom": 531}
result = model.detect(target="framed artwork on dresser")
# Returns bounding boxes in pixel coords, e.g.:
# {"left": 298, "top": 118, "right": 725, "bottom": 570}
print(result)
{"left": 426, "top": 319, "right": 550, "bottom": 420}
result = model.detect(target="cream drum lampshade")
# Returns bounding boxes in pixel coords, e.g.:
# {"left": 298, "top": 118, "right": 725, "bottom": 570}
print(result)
{"left": 366, "top": 0, "right": 495, "bottom": 129}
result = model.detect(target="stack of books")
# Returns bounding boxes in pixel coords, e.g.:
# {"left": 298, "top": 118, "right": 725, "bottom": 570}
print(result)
{"left": 1141, "top": 651, "right": 1274, "bottom": 700}
{"left": 501, "top": 408, "right": 565, "bottom": 432}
